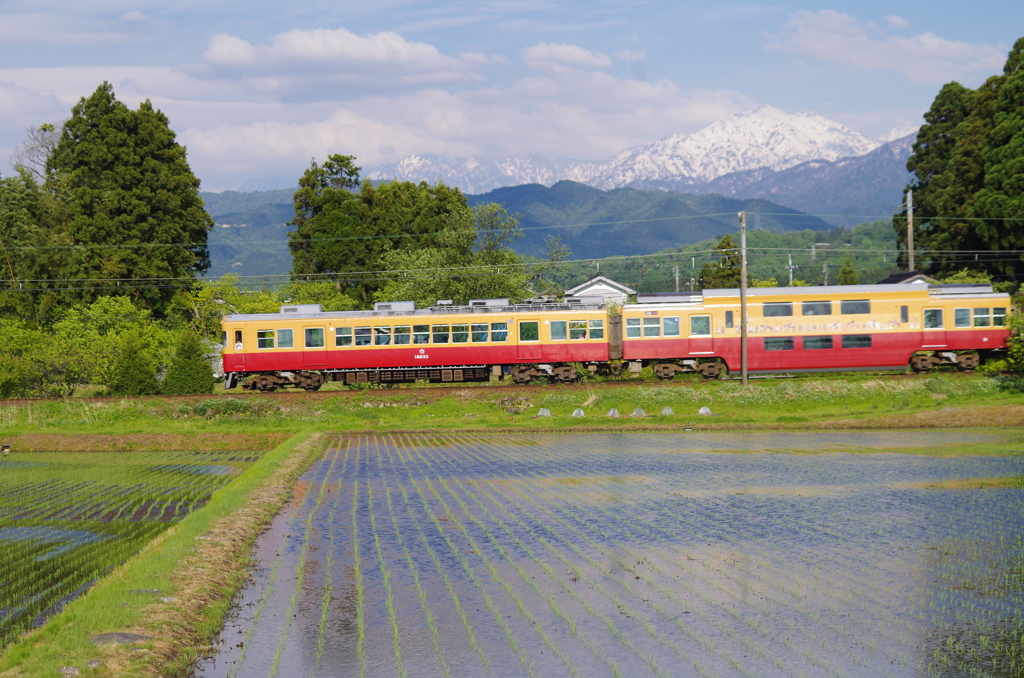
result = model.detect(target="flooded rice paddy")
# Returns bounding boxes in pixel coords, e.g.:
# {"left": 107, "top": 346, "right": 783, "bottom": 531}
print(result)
{"left": 197, "top": 432, "right": 1024, "bottom": 678}
{"left": 0, "top": 450, "right": 259, "bottom": 648}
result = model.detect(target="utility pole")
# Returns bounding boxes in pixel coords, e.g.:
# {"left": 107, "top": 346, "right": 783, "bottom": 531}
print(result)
{"left": 786, "top": 254, "right": 796, "bottom": 286}
{"left": 906, "top": 190, "right": 915, "bottom": 271}
{"left": 740, "top": 211, "right": 748, "bottom": 386}
{"left": 811, "top": 243, "right": 816, "bottom": 261}
{"left": 673, "top": 265, "right": 680, "bottom": 293}
{"left": 822, "top": 262, "right": 828, "bottom": 286}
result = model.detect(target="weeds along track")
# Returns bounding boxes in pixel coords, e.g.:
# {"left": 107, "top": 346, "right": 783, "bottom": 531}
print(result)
{"left": 196, "top": 432, "right": 1024, "bottom": 678}
{"left": 0, "top": 450, "right": 267, "bottom": 651}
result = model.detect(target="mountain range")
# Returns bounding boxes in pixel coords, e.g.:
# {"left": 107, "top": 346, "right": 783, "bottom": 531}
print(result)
{"left": 370, "top": 105, "right": 915, "bottom": 226}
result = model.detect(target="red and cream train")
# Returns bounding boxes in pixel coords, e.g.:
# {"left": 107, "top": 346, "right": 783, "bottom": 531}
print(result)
{"left": 220, "top": 283, "right": 1011, "bottom": 391}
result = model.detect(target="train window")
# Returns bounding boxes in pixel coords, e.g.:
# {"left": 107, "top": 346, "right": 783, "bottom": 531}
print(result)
{"left": 974, "top": 308, "right": 990, "bottom": 327}
{"left": 413, "top": 325, "right": 430, "bottom": 344}
{"left": 802, "top": 301, "right": 832, "bottom": 316}
{"left": 452, "top": 324, "right": 470, "bottom": 343}
{"left": 954, "top": 308, "right": 970, "bottom": 328}
{"left": 233, "top": 330, "right": 243, "bottom": 349}
{"left": 643, "top": 318, "right": 660, "bottom": 337}
{"left": 335, "top": 327, "right": 353, "bottom": 347}
{"left": 725, "top": 311, "right": 734, "bottom": 328}
{"left": 257, "top": 330, "right": 275, "bottom": 349}
{"left": 764, "top": 337, "right": 794, "bottom": 351}
{"left": 374, "top": 327, "right": 391, "bottom": 346}
{"left": 471, "top": 323, "right": 488, "bottom": 342}
{"left": 626, "top": 318, "right": 641, "bottom": 338}
{"left": 924, "top": 309, "right": 943, "bottom": 328}
{"left": 519, "top": 321, "right": 539, "bottom": 341}
{"left": 278, "top": 329, "right": 294, "bottom": 348}
{"left": 763, "top": 302, "right": 793, "bottom": 317}
{"left": 841, "top": 334, "right": 872, "bottom": 348}
{"left": 663, "top": 317, "right": 680, "bottom": 337}
{"left": 589, "top": 319, "right": 605, "bottom": 339}
{"left": 900, "top": 306, "right": 909, "bottom": 323}
{"left": 840, "top": 300, "right": 870, "bottom": 314}
{"left": 570, "top": 320, "right": 588, "bottom": 340}
{"left": 433, "top": 325, "right": 450, "bottom": 344}
{"left": 550, "top": 321, "right": 567, "bottom": 341}
{"left": 491, "top": 322, "right": 508, "bottom": 342}
{"left": 802, "top": 336, "right": 833, "bottom": 350}
{"left": 394, "top": 326, "right": 411, "bottom": 345}
{"left": 994, "top": 308, "right": 1007, "bottom": 327}
{"left": 355, "top": 327, "right": 372, "bottom": 346}
{"left": 305, "top": 328, "right": 325, "bottom": 348}
{"left": 221, "top": 331, "right": 227, "bottom": 346}
{"left": 690, "top": 316, "right": 711, "bottom": 336}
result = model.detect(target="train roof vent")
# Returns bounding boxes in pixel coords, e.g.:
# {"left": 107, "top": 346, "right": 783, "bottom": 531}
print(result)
{"left": 929, "top": 283, "right": 994, "bottom": 295}
{"left": 469, "top": 298, "right": 509, "bottom": 307}
{"left": 280, "top": 304, "right": 322, "bottom": 314}
{"left": 637, "top": 293, "right": 697, "bottom": 304}
{"left": 435, "top": 299, "right": 454, "bottom": 306}
{"left": 373, "top": 301, "right": 416, "bottom": 312}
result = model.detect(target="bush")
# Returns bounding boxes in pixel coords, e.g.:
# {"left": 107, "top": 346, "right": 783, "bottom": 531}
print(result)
{"left": 107, "top": 332, "right": 160, "bottom": 396}
{"left": 162, "top": 330, "right": 214, "bottom": 395}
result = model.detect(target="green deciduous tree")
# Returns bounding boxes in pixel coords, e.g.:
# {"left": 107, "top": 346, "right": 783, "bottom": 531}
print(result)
{"left": 162, "top": 330, "right": 214, "bottom": 394}
{"left": 288, "top": 155, "right": 470, "bottom": 304}
{"left": 375, "top": 203, "right": 530, "bottom": 307}
{"left": 699, "top": 234, "right": 741, "bottom": 288}
{"left": 46, "top": 82, "right": 213, "bottom": 313}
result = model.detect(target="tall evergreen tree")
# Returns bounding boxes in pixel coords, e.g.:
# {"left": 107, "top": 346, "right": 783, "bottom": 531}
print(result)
{"left": 162, "top": 330, "right": 214, "bottom": 395}
{"left": 837, "top": 258, "right": 859, "bottom": 285}
{"left": 699, "top": 234, "right": 741, "bottom": 288}
{"left": 46, "top": 82, "right": 213, "bottom": 313}
{"left": 107, "top": 331, "right": 159, "bottom": 396}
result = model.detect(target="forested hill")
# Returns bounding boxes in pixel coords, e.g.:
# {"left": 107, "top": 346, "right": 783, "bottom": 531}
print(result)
{"left": 201, "top": 182, "right": 831, "bottom": 277}
{"left": 465, "top": 181, "right": 831, "bottom": 259}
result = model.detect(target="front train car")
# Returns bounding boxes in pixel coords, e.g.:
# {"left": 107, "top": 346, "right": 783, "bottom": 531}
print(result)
{"left": 620, "top": 283, "right": 1010, "bottom": 377}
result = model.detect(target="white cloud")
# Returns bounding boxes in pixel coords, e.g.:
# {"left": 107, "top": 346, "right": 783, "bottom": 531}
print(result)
{"left": 119, "top": 11, "right": 147, "bottom": 23}
{"left": 884, "top": 15, "right": 909, "bottom": 29}
{"left": 0, "top": 81, "right": 65, "bottom": 132}
{"left": 614, "top": 49, "right": 647, "bottom": 63}
{"left": 0, "top": 12, "right": 148, "bottom": 46}
{"left": 768, "top": 10, "right": 1005, "bottom": 83}
{"left": 520, "top": 42, "right": 612, "bottom": 71}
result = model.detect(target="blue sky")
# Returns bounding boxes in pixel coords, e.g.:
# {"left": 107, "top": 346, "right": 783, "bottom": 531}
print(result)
{"left": 0, "top": 1, "right": 1020, "bottom": 191}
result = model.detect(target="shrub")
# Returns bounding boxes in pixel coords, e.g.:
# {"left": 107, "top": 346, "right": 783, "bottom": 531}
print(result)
{"left": 162, "top": 330, "right": 215, "bottom": 395}
{"left": 107, "top": 332, "right": 160, "bottom": 396}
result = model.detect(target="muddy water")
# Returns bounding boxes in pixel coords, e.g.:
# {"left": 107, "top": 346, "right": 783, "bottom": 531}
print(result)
{"left": 194, "top": 431, "right": 1024, "bottom": 678}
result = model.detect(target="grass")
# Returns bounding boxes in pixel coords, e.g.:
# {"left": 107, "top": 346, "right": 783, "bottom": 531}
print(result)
{"left": 0, "top": 429, "right": 322, "bottom": 678}
{"left": 2, "top": 373, "right": 1024, "bottom": 439}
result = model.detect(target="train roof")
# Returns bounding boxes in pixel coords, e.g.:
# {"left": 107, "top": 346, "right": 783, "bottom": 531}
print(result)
{"left": 698, "top": 282, "right": 1005, "bottom": 298}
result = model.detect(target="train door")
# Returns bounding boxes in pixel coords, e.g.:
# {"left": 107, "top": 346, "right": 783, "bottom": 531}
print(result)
{"left": 230, "top": 329, "right": 244, "bottom": 367}
{"left": 688, "top": 314, "right": 714, "bottom": 354}
{"left": 517, "top": 320, "right": 542, "bottom": 361}
{"left": 303, "top": 326, "right": 328, "bottom": 367}
{"left": 922, "top": 308, "right": 946, "bottom": 348}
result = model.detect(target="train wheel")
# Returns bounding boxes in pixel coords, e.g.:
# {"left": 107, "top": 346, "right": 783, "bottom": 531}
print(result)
{"left": 511, "top": 366, "right": 533, "bottom": 385}
{"left": 697, "top": 362, "right": 722, "bottom": 380}
{"left": 910, "top": 355, "right": 935, "bottom": 373}
{"left": 553, "top": 365, "right": 578, "bottom": 383}
{"left": 654, "top": 364, "right": 676, "bottom": 381}
{"left": 295, "top": 371, "right": 325, "bottom": 391}
{"left": 955, "top": 353, "right": 979, "bottom": 373}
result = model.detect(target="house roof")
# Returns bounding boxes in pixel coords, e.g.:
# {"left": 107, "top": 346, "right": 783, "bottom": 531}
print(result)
{"left": 875, "top": 270, "right": 940, "bottom": 285}
{"left": 564, "top": 274, "right": 637, "bottom": 296}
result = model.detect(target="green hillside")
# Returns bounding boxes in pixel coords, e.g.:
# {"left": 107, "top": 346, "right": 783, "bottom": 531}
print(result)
{"left": 200, "top": 182, "right": 837, "bottom": 278}
{"left": 467, "top": 181, "right": 833, "bottom": 258}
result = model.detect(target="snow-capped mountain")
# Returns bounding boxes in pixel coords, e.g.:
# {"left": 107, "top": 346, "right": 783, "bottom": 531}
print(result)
{"left": 369, "top": 105, "right": 888, "bottom": 193}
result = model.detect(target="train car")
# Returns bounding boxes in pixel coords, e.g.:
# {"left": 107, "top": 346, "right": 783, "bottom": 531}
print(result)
{"left": 220, "top": 283, "right": 1010, "bottom": 390}
{"left": 621, "top": 282, "right": 1010, "bottom": 378}
{"left": 221, "top": 297, "right": 612, "bottom": 390}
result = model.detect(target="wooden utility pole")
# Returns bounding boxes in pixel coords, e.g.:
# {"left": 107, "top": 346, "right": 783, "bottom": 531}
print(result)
{"left": 907, "top": 190, "right": 915, "bottom": 271}
{"left": 673, "top": 264, "right": 680, "bottom": 292}
{"left": 739, "top": 211, "right": 748, "bottom": 386}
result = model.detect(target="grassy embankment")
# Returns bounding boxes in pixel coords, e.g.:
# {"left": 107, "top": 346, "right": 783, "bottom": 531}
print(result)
{"left": 3, "top": 373, "right": 1024, "bottom": 439}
